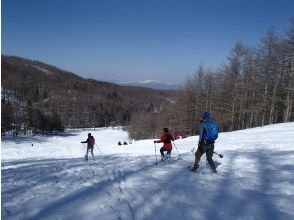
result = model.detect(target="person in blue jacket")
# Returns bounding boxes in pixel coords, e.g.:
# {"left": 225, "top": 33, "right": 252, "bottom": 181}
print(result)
{"left": 190, "top": 112, "right": 218, "bottom": 173}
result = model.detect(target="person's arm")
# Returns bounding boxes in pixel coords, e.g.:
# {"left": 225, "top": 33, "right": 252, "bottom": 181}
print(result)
{"left": 160, "top": 134, "right": 166, "bottom": 143}
{"left": 198, "top": 124, "right": 205, "bottom": 145}
{"left": 81, "top": 138, "right": 89, "bottom": 144}
{"left": 154, "top": 134, "right": 165, "bottom": 143}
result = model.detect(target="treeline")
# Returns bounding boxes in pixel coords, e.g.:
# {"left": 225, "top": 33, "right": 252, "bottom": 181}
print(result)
{"left": 1, "top": 56, "right": 173, "bottom": 135}
{"left": 129, "top": 20, "right": 294, "bottom": 139}
{"left": 2, "top": 98, "right": 64, "bottom": 135}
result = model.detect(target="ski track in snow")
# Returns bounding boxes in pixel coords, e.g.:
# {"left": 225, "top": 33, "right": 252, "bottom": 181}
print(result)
{"left": 2, "top": 123, "right": 294, "bottom": 220}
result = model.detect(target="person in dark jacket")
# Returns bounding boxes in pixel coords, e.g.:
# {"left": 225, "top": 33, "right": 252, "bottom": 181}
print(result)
{"left": 154, "top": 128, "right": 174, "bottom": 162}
{"left": 81, "top": 133, "right": 95, "bottom": 160}
{"left": 191, "top": 112, "right": 217, "bottom": 173}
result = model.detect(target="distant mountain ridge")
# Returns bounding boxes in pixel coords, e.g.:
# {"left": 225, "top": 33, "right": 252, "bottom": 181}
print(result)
{"left": 115, "top": 80, "right": 183, "bottom": 90}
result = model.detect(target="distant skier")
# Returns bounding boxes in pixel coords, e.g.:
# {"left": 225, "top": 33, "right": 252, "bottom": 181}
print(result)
{"left": 81, "top": 133, "right": 95, "bottom": 161}
{"left": 189, "top": 112, "right": 218, "bottom": 173}
{"left": 154, "top": 128, "right": 174, "bottom": 162}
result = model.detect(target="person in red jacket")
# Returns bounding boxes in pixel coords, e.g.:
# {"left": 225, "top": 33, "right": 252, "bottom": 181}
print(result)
{"left": 154, "top": 128, "right": 174, "bottom": 162}
{"left": 81, "top": 133, "right": 95, "bottom": 161}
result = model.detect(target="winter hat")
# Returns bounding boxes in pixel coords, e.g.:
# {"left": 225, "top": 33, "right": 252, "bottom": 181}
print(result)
{"left": 202, "top": 112, "right": 211, "bottom": 120}
{"left": 88, "top": 133, "right": 91, "bottom": 137}
{"left": 163, "top": 128, "right": 169, "bottom": 132}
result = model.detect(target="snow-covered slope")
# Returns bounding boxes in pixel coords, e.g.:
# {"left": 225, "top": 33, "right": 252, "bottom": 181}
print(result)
{"left": 2, "top": 123, "right": 294, "bottom": 219}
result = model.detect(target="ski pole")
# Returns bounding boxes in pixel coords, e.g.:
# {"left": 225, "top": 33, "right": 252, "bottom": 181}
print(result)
{"left": 154, "top": 142, "right": 158, "bottom": 165}
{"left": 172, "top": 141, "right": 180, "bottom": 156}
{"left": 213, "top": 151, "right": 224, "bottom": 158}
{"left": 95, "top": 143, "right": 103, "bottom": 155}
{"left": 82, "top": 143, "right": 88, "bottom": 152}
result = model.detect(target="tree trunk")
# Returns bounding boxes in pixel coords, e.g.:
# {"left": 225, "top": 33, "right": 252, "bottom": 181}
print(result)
{"left": 261, "top": 83, "right": 269, "bottom": 126}
{"left": 284, "top": 59, "right": 294, "bottom": 122}
{"left": 269, "top": 75, "right": 278, "bottom": 124}
{"left": 249, "top": 89, "right": 256, "bottom": 128}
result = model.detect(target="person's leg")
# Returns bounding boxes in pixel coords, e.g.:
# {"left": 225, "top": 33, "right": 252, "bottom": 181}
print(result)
{"left": 167, "top": 150, "right": 172, "bottom": 161}
{"left": 193, "top": 146, "right": 204, "bottom": 171}
{"left": 85, "top": 146, "right": 89, "bottom": 160}
{"left": 91, "top": 147, "right": 95, "bottom": 160}
{"left": 206, "top": 144, "right": 217, "bottom": 173}
{"left": 160, "top": 147, "right": 166, "bottom": 161}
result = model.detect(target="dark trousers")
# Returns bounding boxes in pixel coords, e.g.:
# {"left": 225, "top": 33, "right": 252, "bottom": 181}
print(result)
{"left": 193, "top": 143, "right": 216, "bottom": 172}
{"left": 160, "top": 147, "right": 171, "bottom": 156}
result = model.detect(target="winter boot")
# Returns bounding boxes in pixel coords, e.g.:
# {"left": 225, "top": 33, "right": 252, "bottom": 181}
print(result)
{"left": 189, "top": 163, "right": 199, "bottom": 173}
{"left": 211, "top": 169, "right": 217, "bottom": 174}
{"left": 188, "top": 166, "right": 197, "bottom": 173}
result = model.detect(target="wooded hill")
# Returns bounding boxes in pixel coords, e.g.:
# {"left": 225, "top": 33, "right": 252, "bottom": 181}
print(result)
{"left": 129, "top": 22, "right": 294, "bottom": 139}
{"left": 1, "top": 55, "right": 175, "bottom": 134}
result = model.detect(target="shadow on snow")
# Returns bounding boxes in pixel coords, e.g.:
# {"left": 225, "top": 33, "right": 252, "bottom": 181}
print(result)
{"left": 2, "top": 149, "right": 293, "bottom": 220}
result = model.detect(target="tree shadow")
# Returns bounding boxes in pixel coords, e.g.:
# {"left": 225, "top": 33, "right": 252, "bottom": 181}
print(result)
{"left": 2, "top": 150, "right": 293, "bottom": 220}
{"left": 24, "top": 158, "right": 160, "bottom": 220}
{"left": 204, "top": 149, "right": 293, "bottom": 220}
{"left": 1, "top": 130, "right": 80, "bottom": 144}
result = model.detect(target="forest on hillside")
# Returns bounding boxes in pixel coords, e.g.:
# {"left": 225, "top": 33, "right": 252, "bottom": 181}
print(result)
{"left": 129, "top": 20, "right": 294, "bottom": 139}
{"left": 1, "top": 56, "right": 175, "bottom": 135}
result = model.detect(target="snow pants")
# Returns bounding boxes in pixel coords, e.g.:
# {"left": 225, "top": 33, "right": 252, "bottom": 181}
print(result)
{"left": 86, "top": 146, "right": 94, "bottom": 156}
{"left": 160, "top": 147, "right": 171, "bottom": 156}
{"left": 193, "top": 143, "right": 216, "bottom": 172}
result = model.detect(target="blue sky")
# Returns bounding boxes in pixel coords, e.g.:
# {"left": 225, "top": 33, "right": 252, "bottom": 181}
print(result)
{"left": 2, "top": 0, "right": 294, "bottom": 84}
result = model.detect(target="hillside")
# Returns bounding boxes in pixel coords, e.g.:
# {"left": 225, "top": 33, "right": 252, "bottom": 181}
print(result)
{"left": 1, "top": 55, "right": 176, "bottom": 132}
{"left": 2, "top": 123, "right": 294, "bottom": 219}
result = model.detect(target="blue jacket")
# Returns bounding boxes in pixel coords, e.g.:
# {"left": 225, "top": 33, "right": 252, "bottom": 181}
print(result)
{"left": 198, "top": 119, "right": 218, "bottom": 143}
{"left": 198, "top": 121, "right": 207, "bottom": 143}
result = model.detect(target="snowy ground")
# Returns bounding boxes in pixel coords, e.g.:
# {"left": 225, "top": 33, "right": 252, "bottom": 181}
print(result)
{"left": 2, "top": 123, "right": 294, "bottom": 220}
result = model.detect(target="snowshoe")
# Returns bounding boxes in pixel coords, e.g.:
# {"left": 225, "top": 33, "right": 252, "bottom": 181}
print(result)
{"left": 159, "top": 159, "right": 166, "bottom": 164}
{"left": 165, "top": 154, "right": 171, "bottom": 163}
{"left": 188, "top": 165, "right": 197, "bottom": 173}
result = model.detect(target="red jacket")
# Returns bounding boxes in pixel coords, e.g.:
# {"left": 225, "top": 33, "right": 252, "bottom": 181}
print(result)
{"left": 157, "top": 132, "right": 173, "bottom": 151}
{"left": 81, "top": 136, "right": 95, "bottom": 147}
